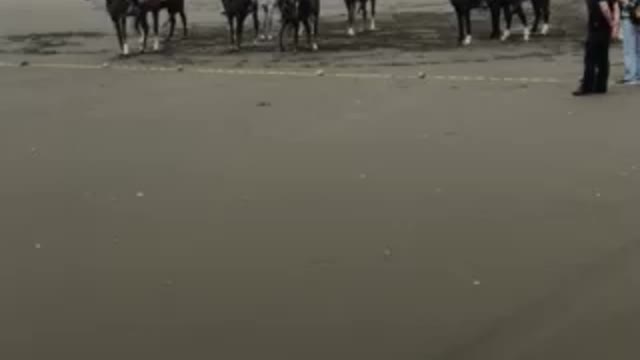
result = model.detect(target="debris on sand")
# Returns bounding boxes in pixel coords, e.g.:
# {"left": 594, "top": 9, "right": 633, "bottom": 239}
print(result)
{"left": 473, "top": 280, "right": 480, "bottom": 286}
{"left": 136, "top": 191, "right": 145, "bottom": 198}
{"left": 176, "top": 66, "right": 184, "bottom": 72}
{"left": 19, "top": 60, "right": 30, "bottom": 67}
{"left": 34, "top": 243, "right": 42, "bottom": 249}
{"left": 359, "top": 173, "right": 367, "bottom": 180}
{"left": 256, "top": 101, "right": 271, "bottom": 107}
{"left": 418, "top": 71, "right": 427, "bottom": 79}
{"left": 315, "top": 69, "right": 325, "bottom": 77}
{"left": 383, "top": 247, "right": 392, "bottom": 259}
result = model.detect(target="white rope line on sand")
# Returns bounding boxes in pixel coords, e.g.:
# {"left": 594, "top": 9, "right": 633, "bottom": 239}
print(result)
{"left": 0, "top": 61, "right": 563, "bottom": 84}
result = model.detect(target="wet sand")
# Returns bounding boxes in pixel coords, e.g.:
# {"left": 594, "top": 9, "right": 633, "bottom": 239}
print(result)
{"left": 1, "top": 1, "right": 639, "bottom": 360}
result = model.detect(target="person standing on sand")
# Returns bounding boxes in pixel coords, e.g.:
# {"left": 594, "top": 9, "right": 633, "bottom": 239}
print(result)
{"left": 574, "top": 0, "right": 619, "bottom": 96}
{"left": 618, "top": 0, "right": 640, "bottom": 84}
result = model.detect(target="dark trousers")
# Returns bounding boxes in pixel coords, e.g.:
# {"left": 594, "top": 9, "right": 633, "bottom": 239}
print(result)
{"left": 581, "top": 30, "right": 611, "bottom": 93}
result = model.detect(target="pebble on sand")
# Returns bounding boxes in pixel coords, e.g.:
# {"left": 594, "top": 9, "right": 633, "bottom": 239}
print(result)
{"left": 20, "top": 60, "right": 30, "bottom": 67}
{"left": 136, "top": 191, "right": 145, "bottom": 198}
{"left": 418, "top": 71, "right": 427, "bottom": 79}
{"left": 177, "top": 66, "right": 184, "bottom": 72}
{"left": 34, "top": 243, "right": 42, "bottom": 249}
{"left": 473, "top": 280, "right": 480, "bottom": 286}
{"left": 315, "top": 69, "right": 325, "bottom": 77}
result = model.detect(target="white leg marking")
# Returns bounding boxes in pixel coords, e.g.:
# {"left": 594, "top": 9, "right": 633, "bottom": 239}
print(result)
{"left": 501, "top": 29, "right": 511, "bottom": 41}
{"left": 540, "top": 23, "right": 549, "bottom": 35}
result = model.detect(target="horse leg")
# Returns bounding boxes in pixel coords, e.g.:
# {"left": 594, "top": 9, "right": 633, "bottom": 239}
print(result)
{"left": 463, "top": 7, "right": 472, "bottom": 45}
{"left": 302, "top": 18, "right": 312, "bottom": 49}
{"left": 514, "top": 2, "right": 530, "bottom": 40}
{"left": 167, "top": 11, "right": 176, "bottom": 40}
{"left": 113, "top": 18, "right": 125, "bottom": 54}
{"left": 227, "top": 15, "right": 236, "bottom": 48}
{"left": 501, "top": 3, "right": 512, "bottom": 41}
{"left": 454, "top": 5, "right": 464, "bottom": 44}
{"left": 541, "top": 0, "right": 550, "bottom": 35}
{"left": 237, "top": 13, "right": 247, "bottom": 49}
{"left": 180, "top": 9, "right": 188, "bottom": 37}
{"left": 293, "top": 20, "right": 300, "bottom": 52}
{"left": 489, "top": 1, "right": 501, "bottom": 39}
{"left": 266, "top": 5, "right": 274, "bottom": 40}
{"left": 345, "top": 0, "right": 355, "bottom": 36}
{"left": 310, "top": 15, "right": 319, "bottom": 50}
{"left": 370, "top": 0, "right": 376, "bottom": 30}
{"left": 152, "top": 10, "right": 160, "bottom": 51}
{"left": 121, "top": 16, "right": 130, "bottom": 55}
{"left": 360, "top": 0, "right": 368, "bottom": 32}
{"left": 531, "top": 0, "right": 541, "bottom": 33}
{"left": 140, "top": 12, "right": 150, "bottom": 52}
{"left": 252, "top": 6, "right": 260, "bottom": 42}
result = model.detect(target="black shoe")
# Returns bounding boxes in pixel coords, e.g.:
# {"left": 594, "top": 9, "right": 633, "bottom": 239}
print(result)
{"left": 572, "top": 89, "right": 592, "bottom": 96}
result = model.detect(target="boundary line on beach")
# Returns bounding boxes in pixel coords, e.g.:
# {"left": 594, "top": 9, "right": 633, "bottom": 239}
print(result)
{"left": 0, "top": 61, "right": 564, "bottom": 84}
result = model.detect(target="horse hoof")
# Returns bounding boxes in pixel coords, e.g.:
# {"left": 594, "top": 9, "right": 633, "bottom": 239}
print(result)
{"left": 463, "top": 35, "right": 472, "bottom": 46}
{"left": 122, "top": 43, "right": 130, "bottom": 56}
{"left": 523, "top": 28, "right": 530, "bottom": 42}
{"left": 369, "top": 19, "right": 376, "bottom": 31}
{"left": 540, "top": 24, "right": 549, "bottom": 36}
{"left": 312, "top": 43, "right": 319, "bottom": 51}
{"left": 500, "top": 30, "right": 510, "bottom": 42}
{"left": 153, "top": 38, "right": 161, "bottom": 51}
{"left": 347, "top": 27, "right": 355, "bottom": 37}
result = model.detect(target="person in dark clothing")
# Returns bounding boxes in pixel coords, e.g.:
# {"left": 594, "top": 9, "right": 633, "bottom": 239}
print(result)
{"left": 574, "top": 0, "right": 619, "bottom": 96}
